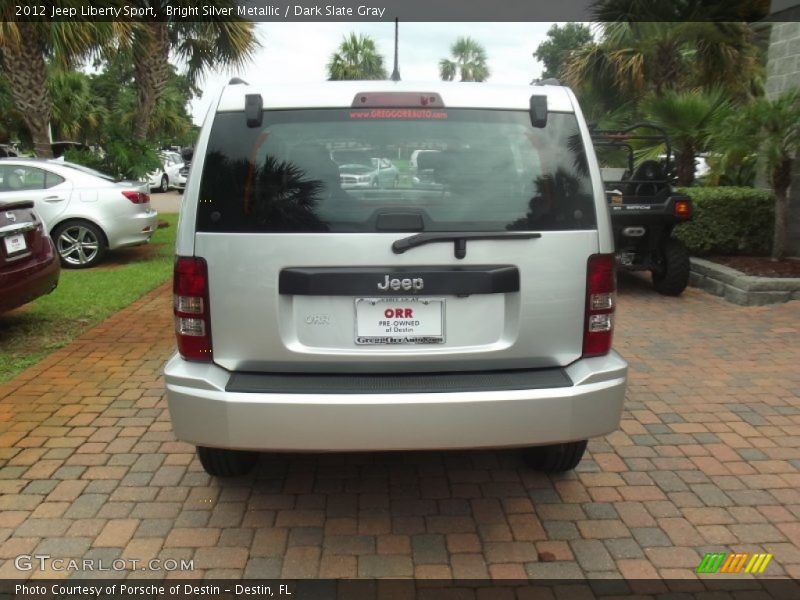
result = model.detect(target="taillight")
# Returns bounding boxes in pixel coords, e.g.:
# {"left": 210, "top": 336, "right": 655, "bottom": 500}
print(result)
{"left": 122, "top": 191, "right": 150, "bottom": 204}
{"left": 673, "top": 198, "right": 692, "bottom": 219}
{"left": 174, "top": 257, "right": 212, "bottom": 361}
{"left": 583, "top": 253, "right": 616, "bottom": 358}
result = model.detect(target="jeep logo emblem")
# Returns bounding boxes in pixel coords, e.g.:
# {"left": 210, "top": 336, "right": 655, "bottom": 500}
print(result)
{"left": 377, "top": 275, "right": 424, "bottom": 292}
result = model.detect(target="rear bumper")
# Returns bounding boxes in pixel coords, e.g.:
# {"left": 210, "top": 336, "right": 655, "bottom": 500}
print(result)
{"left": 104, "top": 209, "right": 158, "bottom": 250}
{"left": 164, "top": 351, "right": 627, "bottom": 452}
{"left": 0, "top": 239, "right": 60, "bottom": 313}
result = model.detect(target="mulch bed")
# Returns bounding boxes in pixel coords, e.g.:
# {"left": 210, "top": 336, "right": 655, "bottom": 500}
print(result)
{"left": 709, "top": 256, "right": 800, "bottom": 278}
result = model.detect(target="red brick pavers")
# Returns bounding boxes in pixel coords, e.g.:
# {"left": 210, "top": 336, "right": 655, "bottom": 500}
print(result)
{"left": 0, "top": 275, "right": 798, "bottom": 579}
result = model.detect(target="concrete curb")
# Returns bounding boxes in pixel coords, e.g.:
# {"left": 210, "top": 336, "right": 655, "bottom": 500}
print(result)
{"left": 689, "top": 258, "right": 800, "bottom": 306}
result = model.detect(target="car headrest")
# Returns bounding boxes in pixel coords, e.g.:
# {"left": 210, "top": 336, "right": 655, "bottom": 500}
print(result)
{"left": 7, "top": 172, "right": 24, "bottom": 190}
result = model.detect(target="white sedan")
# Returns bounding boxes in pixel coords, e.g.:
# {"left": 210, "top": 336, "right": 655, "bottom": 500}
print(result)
{"left": 0, "top": 158, "right": 158, "bottom": 268}
{"left": 145, "top": 152, "right": 185, "bottom": 193}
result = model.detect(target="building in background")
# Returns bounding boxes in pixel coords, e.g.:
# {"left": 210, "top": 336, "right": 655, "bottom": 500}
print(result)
{"left": 764, "top": 3, "right": 800, "bottom": 255}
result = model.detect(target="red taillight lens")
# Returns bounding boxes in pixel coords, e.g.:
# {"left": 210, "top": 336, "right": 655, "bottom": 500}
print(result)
{"left": 674, "top": 199, "right": 692, "bottom": 219}
{"left": 174, "top": 257, "right": 212, "bottom": 361}
{"left": 122, "top": 191, "right": 150, "bottom": 204}
{"left": 583, "top": 253, "right": 616, "bottom": 358}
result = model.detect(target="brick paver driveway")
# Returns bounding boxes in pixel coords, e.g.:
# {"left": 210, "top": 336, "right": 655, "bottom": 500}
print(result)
{"left": 0, "top": 275, "right": 798, "bottom": 581}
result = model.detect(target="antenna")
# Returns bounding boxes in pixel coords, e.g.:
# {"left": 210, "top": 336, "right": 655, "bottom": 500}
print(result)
{"left": 390, "top": 18, "right": 401, "bottom": 82}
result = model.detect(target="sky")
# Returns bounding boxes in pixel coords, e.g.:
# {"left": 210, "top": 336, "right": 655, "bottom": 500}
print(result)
{"left": 189, "top": 22, "right": 561, "bottom": 124}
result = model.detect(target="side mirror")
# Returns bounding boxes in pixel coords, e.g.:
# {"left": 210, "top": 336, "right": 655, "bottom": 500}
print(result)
{"left": 530, "top": 94, "right": 547, "bottom": 128}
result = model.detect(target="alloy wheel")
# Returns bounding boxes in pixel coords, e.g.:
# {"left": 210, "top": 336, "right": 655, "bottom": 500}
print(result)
{"left": 57, "top": 225, "right": 100, "bottom": 266}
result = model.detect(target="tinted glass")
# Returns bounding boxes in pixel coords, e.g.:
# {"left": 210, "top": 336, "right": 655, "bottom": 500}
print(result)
{"left": 0, "top": 165, "right": 45, "bottom": 191}
{"left": 45, "top": 171, "right": 65, "bottom": 188}
{"left": 197, "top": 109, "right": 596, "bottom": 233}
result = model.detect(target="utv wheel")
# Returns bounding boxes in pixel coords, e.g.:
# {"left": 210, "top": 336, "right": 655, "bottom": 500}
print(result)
{"left": 652, "top": 238, "right": 690, "bottom": 296}
{"left": 197, "top": 446, "right": 257, "bottom": 477}
{"left": 522, "top": 440, "right": 588, "bottom": 473}
{"left": 159, "top": 175, "right": 169, "bottom": 193}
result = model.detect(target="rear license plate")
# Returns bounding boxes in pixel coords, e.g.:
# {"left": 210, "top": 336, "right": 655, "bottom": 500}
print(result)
{"left": 355, "top": 297, "right": 444, "bottom": 344}
{"left": 3, "top": 233, "right": 26, "bottom": 255}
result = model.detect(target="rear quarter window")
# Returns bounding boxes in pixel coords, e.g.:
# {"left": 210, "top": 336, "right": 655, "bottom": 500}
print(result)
{"left": 197, "top": 108, "right": 597, "bottom": 233}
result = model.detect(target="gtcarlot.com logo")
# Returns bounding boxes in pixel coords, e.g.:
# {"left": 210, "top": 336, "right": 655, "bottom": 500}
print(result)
{"left": 15, "top": 555, "right": 193, "bottom": 572}
{"left": 696, "top": 552, "right": 773, "bottom": 575}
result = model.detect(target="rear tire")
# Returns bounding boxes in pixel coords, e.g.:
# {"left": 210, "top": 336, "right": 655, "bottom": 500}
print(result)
{"left": 51, "top": 220, "right": 107, "bottom": 269}
{"left": 652, "top": 238, "right": 690, "bottom": 296}
{"left": 197, "top": 446, "right": 257, "bottom": 477}
{"left": 159, "top": 175, "right": 169, "bottom": 193}
{"left": 522, "top": 440, "right": 588, "bottom": 473}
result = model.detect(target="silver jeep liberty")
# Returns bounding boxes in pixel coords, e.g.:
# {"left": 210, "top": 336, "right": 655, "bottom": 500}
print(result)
{"left": 165, "top": 81, "right": 627, "bottom": 476}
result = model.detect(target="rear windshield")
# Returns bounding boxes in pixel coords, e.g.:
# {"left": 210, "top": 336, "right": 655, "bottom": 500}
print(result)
{"left": 197, "top": 108, "right": 596, "bottom": 233}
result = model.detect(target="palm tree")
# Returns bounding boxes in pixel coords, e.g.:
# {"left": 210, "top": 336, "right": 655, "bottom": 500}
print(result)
{"left": 49, "top": 69, "right": 107, "bottom": 142}
{"left": 0, "top": 19, "right": 124, "bottom": 157}
{"left": 712, "top": 89, "right": 800, "bottom": 260}
{"left": 564, "top": 21, "right": 761, "bottom": 106}
{"left": 91, "top": 50, "right": 195, "bottom": 147}
{"left": 639, "top": 88, "right": 730, "bottom": 186}
{"left": 327, "top": 33, "right": 387, "bottom": 80}
{"left": 439, "top": 37, "right": 490, "bottom": 82}
{"left": 125, "top": 9, "right": 258, "bottom": 141}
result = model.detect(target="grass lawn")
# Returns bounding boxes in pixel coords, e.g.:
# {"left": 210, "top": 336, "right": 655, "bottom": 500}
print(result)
{"left": 0, "top": 213, "right": 178, "bottom": 383}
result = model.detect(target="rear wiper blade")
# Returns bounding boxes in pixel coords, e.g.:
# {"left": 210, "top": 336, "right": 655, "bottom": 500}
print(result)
{"left": 392, "top": 231, "right": 541, "bottom": 259}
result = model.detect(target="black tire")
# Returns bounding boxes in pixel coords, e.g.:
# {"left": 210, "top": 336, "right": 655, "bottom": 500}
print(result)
{"left": 159, "top": 175, "right": 169, "bottom": 193}
{"left": 197, "top": 446, "right": 257, "bottom": 477}
{"left": 51, "top": 220, "right": 107, "bottom": 268}
{"left": 522, "top": 440, "right": 588, "bottom": 473}
{"left": 652, "top": 238, "right": 690, "bottom": 296}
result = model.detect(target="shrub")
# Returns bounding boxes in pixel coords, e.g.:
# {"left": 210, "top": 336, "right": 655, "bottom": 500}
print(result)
{"left": 673, "top": 186, "right": 774, "bottom": 256}
{"left": 64, "top": 142, "right": 160, "bottom": 181}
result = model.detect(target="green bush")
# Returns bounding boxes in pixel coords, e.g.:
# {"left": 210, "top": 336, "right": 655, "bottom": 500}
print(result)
{"left": 64, "top": 142, "right": 160, "bottom": 181}
{"left": 673, "top": 187, "right": 774, "bottom": 256}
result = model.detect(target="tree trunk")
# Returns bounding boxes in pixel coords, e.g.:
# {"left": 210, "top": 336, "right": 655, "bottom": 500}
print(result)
{"left": 770, "top": 158, "right": 793, "bottom": 261}
{"left": 133, "top": 23, "right": 171, "bottom": 142}
{"left": 675, "top": 145, "right": 695, "bottom": 187}
{"left": 0, "top": 24, "right": 52, "bottom": 158}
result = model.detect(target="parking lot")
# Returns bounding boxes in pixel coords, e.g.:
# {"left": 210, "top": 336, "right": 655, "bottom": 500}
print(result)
{"left": 0, "top": 274, "right": 798, "bottom": 580}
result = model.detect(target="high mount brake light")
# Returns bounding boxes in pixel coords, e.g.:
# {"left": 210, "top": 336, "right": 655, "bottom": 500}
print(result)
{"left": 583, "top": 254, "right": 616, "bottom": 358}
{"left": 174, "top": 257, "right": 212, "bottom": 361}
{"left": 351, "top": 92, "right": 444, "bottom": 108}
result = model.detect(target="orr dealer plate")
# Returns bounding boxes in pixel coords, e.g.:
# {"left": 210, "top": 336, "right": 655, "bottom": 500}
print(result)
{"left": 355, "top": 297, "right": 445, "bottom": 345}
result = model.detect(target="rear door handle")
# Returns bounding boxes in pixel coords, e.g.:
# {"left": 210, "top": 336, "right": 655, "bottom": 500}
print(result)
{"left": 43, "top": 196, "right": 65, "bottom": 203}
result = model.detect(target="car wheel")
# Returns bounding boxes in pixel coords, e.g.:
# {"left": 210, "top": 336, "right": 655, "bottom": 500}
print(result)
{"left": 393, "top": 175, "right": 400, "bottom": 188}
{"left": 159, "top": 175, "right": 169, "bottom": 193}
{"left": 197, "top": 446, "right": 258, "bottom": 477}
{"left": 652, "top": 238, "right": 690, "bottom": 296}
{"left": 522, "top": 440, "right": 588, "bottom": 473}
{"left": 52, "top": 220, "right": 107, "bottom": 269}
{"left": 371, "top": 178, "right": 379, "bottom": 188}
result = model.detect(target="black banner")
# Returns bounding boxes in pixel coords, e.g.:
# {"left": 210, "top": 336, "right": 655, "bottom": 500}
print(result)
{"left": 4, "top": 0, "right": 795, "bottom": 22}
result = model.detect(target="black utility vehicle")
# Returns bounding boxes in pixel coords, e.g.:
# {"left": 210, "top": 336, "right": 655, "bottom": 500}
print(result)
{"left": 592, "top": 123, "right": 693, "bottom": 296}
